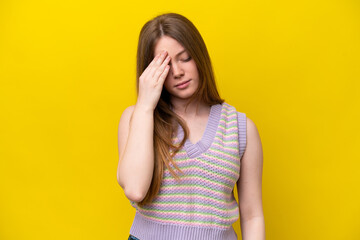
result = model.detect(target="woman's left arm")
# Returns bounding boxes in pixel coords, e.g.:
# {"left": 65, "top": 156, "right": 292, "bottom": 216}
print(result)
{"left": 237, "top": 117, "right": 265, "bottom": 240}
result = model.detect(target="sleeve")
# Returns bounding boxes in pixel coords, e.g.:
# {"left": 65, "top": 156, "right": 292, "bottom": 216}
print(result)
{"left": 237, "top": 111, "right": 247, "bottom": 160}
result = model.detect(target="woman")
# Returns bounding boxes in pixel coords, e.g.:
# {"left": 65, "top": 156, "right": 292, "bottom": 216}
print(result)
{"left": 117, "top": 12, "right": 265, "bottom": 240}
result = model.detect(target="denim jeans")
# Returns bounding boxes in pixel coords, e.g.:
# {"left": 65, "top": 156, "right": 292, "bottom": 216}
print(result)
{"left": 128, "top": 234, "right": 140, "bottom": 240}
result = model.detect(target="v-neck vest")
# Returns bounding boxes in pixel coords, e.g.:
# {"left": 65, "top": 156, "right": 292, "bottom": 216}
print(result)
{"left": 129, "top": 102, "right": 247, "bottom": 240}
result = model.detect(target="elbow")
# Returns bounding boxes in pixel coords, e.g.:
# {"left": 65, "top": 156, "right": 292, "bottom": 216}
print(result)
{"left": 116, "top": 171, "right": 124, "bottom": 189}
{"left": 117, "top": 174, "right": 146, "bottom": 202}
{"left": 124, "top": 187, "right": 146, "bottom": 203}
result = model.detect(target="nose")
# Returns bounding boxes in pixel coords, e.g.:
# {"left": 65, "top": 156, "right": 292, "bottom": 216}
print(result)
{"left": 170, "top": 62, "right": 184, "bottom": 79}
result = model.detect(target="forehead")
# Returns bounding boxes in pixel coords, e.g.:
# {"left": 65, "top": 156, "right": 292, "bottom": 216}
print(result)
{"left": 153, "top": 36, "right": 186, "bottom": 56}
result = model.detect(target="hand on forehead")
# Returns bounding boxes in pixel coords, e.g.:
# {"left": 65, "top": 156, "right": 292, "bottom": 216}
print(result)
{"left": 154, "top": 36, "right": 187, "bottom": 59}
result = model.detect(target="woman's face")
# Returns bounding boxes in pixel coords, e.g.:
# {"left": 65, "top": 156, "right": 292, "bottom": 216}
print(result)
{"left": 153, "top": 36, "right": 199, "bottom": 101}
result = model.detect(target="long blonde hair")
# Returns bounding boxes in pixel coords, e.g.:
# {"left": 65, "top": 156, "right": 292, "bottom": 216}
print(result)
{"left": 135, "top": 12, "right": 224, "bottom": 207}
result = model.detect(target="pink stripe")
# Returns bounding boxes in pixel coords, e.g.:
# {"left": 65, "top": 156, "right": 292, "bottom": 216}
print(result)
{"left": 144, "top": 203, "right": 238, "bottom": 217}
{"left": 165, "top": 158, "right": 239, "bottom": 178}
{"left": 140, "top": 213, "right": 237, "bottom": 228}
{"left": 159, "top": 185, "right": 231, "bottom": 198}
{"left": 212, "top": 139, "right": 239, "bottom": 147}
{"left": 219, "top": 118, "right": 237, "bottom": 124}
{"left": 206, "top": 149, "right": 240, "bottom": 167}
{"left": 156, "top": 194, "right": 237, "bottom": 206}
{"left": 212, "top": 142, "right": 239, "bottom": 154}
{"left": 171, "top": 151, "right": 238, "bottom": 166}
{"left": 164, "top": 166, "right": 236, "bottom": 183}
{"left": 172, "top": 152, "right": 239, "bottom": 168}
{"left": 140, "top": 206, "right": 239, "bottom": 222}
{"left": 215, "top": 131, "right": 238, "bottom": 138}
{"left": 218, "top": 125, "right": 238, "bottom": 132}
{"left": 163, "top": 176, "right": 233, "bottom": 191}
{"left": 167, "top": 148, "right": 240, "bottom": 172}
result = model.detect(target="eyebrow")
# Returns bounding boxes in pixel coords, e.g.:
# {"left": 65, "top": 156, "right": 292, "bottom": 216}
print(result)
{"left": 175, "top": 49, "right": 186, "bottom": 57}
{"left": 156, "top": 49, "right": 187, "bottom": 57}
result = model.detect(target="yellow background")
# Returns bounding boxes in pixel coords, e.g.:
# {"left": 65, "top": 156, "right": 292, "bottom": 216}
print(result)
{"left": 0, "top": 0, "right": 359, "bottom": 239}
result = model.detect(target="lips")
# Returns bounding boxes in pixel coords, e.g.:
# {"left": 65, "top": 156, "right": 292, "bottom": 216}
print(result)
{"left": 175, "top": 79, "right": 191, "bottom": 87}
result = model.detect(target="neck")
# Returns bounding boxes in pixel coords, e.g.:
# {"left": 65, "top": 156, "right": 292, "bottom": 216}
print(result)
{"left": 170, "top": 97, "right": 209, "bottom": 117}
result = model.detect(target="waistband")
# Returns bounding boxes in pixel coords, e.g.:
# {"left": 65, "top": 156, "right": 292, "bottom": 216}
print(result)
{"left": 129, "top": 211, "right": 238, "bottom": 240}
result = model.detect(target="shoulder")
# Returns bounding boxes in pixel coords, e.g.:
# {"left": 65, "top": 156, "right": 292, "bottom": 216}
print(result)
{"left": 233, "top": 111, "right": 261, "bottom": 151}
{"left": 229, "top": 104, "right": 258, "bottom": 134}
{"left": 246, "top": 117, "right": 259, "bottom": 136}
{"left": 244, "top": 116, "right": 263, "bottom": 155}
{"left": 224, "top": 102, "right": 260, "bottom": 137}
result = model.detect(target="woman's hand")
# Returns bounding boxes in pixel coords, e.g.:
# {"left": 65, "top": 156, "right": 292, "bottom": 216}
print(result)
{"left": 136, "top": 50, "right": 171, "bottom": 111}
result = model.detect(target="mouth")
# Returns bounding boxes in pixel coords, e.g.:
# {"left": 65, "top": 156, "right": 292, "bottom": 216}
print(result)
{"left": 175, "top": 79, "right": 191, "bottom": 87}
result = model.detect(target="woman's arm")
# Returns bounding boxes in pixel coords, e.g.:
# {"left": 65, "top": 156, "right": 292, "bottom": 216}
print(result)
{"left": 237, "top": 117, "right": 265, "bottom": 240}
{"left": 117, "top": 50, "right": 171, "bottom": 203}
{"left": 116, "top": 104, "right": 155, "bottom": 203}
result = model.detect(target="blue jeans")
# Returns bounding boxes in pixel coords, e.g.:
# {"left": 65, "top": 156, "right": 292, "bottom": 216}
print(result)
{"left": 128, "top": 234, "right": 140, "bottom": 240}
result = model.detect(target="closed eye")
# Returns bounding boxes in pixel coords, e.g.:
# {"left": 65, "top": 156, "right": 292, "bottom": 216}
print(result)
{"left": 182, "top": 56, "right": 192, "bottom": 62}
{"left": 168, "top": 56, "right": 192, "bottom": 66}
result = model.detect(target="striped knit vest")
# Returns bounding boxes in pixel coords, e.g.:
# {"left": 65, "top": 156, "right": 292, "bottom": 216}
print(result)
{"left": 129, "top": 102, "right": 247, "bottom": 240}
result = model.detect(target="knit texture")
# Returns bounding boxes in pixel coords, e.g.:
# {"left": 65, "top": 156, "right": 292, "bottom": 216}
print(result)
{"left": 129, "top": 102, "right": 247, "bottom": 240}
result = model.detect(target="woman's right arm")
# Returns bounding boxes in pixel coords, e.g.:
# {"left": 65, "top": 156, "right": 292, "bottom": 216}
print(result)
{"left": 117, "top": 50, "right": 171, "bottom": 203}
{"left": 117, "top": 104, "right": 155, "bottom": 203}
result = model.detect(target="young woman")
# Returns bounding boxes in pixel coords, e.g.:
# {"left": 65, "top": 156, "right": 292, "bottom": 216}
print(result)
{"left": 117, "top": 12, "right": 265, "bottom": 240}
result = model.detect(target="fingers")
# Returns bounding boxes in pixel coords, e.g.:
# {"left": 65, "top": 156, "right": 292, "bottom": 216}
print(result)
{"left": 149, "top": 51, "right": 169, "bottom": 78}
{"left": 142, "top": 53, "right": 160, "bottom": 76}
{"left": 139, "top": 50, "right": 170, "bottom": 88}
{"left": 158, "top": 64, "right": 170, "bottom": 85}
{"left": 142, "top": 52, "right": 161, "bottom": 77}
{"left": 153, "top": 54, "right": 171, "bottom": 83}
